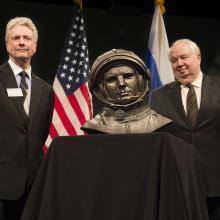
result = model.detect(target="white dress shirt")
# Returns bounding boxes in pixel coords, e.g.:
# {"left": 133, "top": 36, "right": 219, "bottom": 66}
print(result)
{"left": 8, "top": 59, "right": 32, "bottom": 115}
{"left": 180, "top": 71, "right": 203, "bottom": 114}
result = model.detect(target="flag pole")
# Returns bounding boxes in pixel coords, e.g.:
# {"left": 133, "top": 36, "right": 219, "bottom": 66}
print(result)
{"left": 74, "top": 0, "right": 82, "bottom": 10}
{"left": 154, "top": 0, "right": 166, "bottom": 14}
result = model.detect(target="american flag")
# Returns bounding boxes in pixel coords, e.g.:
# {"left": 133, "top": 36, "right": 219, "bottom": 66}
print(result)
{"left": 44, "top": 3, "right": 93, "bottom": 152}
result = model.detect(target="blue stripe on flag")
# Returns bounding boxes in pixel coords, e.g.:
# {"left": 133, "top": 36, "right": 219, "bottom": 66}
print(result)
{"left": 146, "top": 48, "right": 162, "bottom": 89}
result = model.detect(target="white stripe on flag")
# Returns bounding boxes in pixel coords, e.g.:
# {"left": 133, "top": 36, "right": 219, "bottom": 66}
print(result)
{"left": 74, "top": 84, "right": 90, "bottom": 118}
{"left": 147, "top": 5, "right": 174, "bottom": 89}
{"left": 44, "top": 134, "right": 52, "bottom": 149}
{"left": 52, "top": 109, "right": 69, "bottom": 136}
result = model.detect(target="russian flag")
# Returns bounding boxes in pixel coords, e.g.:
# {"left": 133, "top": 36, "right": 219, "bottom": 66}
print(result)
{"left": 146, "top": 5, "right": 174, "bottom": 89}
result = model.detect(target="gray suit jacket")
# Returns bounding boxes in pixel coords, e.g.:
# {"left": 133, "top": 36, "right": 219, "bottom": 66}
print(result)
{"left": 0, "top": 62, "right": 54, "bottom": 200}
{"left": 150, "top": 74, "right": 220, "bottom": 197}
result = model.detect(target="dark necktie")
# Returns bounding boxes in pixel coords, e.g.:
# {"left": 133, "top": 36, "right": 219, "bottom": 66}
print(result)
{"left": 186, "top": 84, "right": 198, "bottom": 126}
{"left": 19, "top": 71, "right": 28, "bottom": 104}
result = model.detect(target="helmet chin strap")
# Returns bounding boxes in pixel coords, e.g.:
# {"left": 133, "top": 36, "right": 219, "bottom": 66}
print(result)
{"left": 107, "top": 95, "right": 139, "bottom": 106}
{"left": 106, "top": 95, "right": 144, "bottom": 109}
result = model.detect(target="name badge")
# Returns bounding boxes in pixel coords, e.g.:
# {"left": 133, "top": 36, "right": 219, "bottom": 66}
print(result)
{"left": 7, "top": 88, "right": 23, "bottom": 97}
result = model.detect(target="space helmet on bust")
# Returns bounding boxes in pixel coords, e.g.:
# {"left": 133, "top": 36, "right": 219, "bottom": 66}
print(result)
{"left": 89, "top": 49, "right": 151, "bottom": 108}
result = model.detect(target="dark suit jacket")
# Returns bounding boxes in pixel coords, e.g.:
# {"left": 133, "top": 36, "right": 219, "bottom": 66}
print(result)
{"left": 0, "top": 62, "right": 54, "bottom": 200}
{"left": 150, "top": 74, "right": 220, "bottom": 197}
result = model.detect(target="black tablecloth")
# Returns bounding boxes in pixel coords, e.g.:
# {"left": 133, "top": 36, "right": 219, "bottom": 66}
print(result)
{"left": 21, "top": 132, "right": 208, "bottom": 220}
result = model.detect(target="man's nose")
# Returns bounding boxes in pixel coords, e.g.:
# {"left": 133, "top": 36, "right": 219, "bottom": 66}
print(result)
{"left": 118, "top": 75, "right": 125, "bottom": 86}
{"left": 176, "top": 58, "right": 184, "bottom": 66}
{"left": 19, "top": 37, "right": 25, "bottom": 45}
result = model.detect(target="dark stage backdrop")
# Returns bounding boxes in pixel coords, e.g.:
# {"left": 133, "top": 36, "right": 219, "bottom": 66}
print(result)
{"left": 1, "top": 0, "right": 220, "bottom": 85}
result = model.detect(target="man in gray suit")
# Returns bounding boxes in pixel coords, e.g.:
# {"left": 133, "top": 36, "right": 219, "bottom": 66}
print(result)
{"left": 150, "top": 38, "right": 220, "bottom": 220}
{"left": 0, "top": 17, "right": 54, "bottom": 220}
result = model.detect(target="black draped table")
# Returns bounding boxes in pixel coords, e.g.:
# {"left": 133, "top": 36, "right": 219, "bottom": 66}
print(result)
{"left": 21, "top": 132, "right": 208, "bottom": 220}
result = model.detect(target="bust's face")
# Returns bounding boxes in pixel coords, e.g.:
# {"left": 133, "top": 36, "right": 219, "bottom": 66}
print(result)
{"left": 102, "top": 66, "right": 140, "bottom": 105}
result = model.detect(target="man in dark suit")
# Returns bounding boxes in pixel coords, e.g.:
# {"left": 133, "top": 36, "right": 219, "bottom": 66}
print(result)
{"left": 150, "top": 38, "right": 220, "bottom": 220}
{"left": 0, "top": 17, "right": 54, "bottom": 220}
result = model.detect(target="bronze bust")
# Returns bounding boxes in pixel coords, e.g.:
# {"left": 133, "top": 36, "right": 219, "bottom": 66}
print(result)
{"left": 81, "top": 49, "right": 172, "bottom": 134}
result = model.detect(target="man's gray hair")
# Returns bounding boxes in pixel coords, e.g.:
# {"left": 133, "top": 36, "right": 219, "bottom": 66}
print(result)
{"left": 5, "top": 17, "right": 38, "bottom": 43}
{"left": 169, "top": 38, "right": 201, "bottom": 59}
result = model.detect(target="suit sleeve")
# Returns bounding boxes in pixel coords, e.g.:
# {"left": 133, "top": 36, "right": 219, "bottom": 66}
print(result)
{"left": 43, "top": 86, "right": 54, "bottom": 143}
{"left": 149, "top": 90, "right": 160, "bottom": 112}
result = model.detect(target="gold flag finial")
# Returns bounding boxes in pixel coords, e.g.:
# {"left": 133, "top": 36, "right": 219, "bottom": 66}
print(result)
{"left": 74, "top": 0, "right": 82, "bottom": 10}
{"left": 154, "top": 0, "right": 166, "bottom": 14}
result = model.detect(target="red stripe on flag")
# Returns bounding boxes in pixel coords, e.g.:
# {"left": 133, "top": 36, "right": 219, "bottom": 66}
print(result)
{"left": 43, "top": 145, "right": 48, "bottom": 155}
{"left": 67, "top": 93, "right": 86, "bottom": 125}
{"left": 49, "top": 123, "right": 59, "bottom": 139}
{"left": 80, "top": 83, "right": 93, "bottom": 119}
{"left": 54, "top": 94, "right": 77, "bottom": 135}
{"left": 44, "top": 124, "right": 59, "bottom": 155}
{"left": 43, "top": 123, "right": 59, "bottom": 156}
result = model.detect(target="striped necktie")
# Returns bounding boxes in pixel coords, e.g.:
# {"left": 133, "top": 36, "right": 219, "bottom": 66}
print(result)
{"left": 186, "top": 84, "right": 198, "bottom": 126}
{"left": 19, "top": 71, "right": 28, "bottom": 104}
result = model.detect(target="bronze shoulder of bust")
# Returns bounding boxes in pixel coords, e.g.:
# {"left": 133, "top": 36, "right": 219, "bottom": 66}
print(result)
{"left": 81, "top": 106, "right": 172, "bottom": 134}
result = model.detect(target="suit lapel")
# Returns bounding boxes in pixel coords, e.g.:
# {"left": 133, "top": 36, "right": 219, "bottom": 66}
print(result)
{"left": 169, "top": 81, "right": 191, "bottom": 127}
{"left": 196, "top": 75, "right": 213, "bottom": 127}
{"left": 29, "top": 73, "right": 43, "bottom": 127}
{"left": 0, "top": 62, "right": 28, "bottom": 122}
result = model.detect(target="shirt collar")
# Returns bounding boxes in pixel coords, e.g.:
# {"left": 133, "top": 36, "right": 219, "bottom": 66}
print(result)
{"left": 191, "top": 71, "right": 203, "bottom": 88}
{"left": 180, "top": 71, "right": 203, "bottom": 89}
{"left": 8, "top": 59, "right": 32, "bottom": 79}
